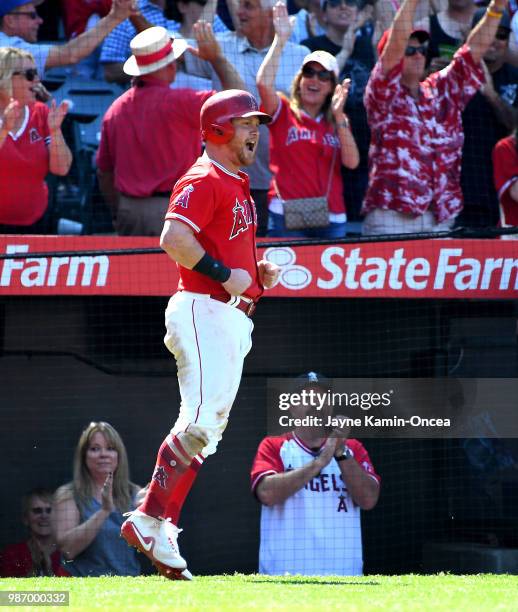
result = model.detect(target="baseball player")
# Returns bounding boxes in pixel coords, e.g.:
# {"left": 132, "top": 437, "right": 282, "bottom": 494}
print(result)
{"left": 121, "top": 89, "right": 280, "bottom": 579}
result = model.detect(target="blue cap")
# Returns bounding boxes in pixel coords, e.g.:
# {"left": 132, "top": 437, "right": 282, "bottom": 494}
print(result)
{"left": 0, "top": 0, "right": 44, "bottom": 18}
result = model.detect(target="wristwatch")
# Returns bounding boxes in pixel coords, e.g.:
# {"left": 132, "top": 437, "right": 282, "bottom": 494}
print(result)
{"left": 335, "top": 446, "right": 353, "bottom": 462}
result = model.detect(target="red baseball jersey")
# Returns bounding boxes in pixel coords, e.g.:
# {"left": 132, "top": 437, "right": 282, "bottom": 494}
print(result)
{"left": 492, "top": 135, "right": 518, "bottom": 227}
{"left": 165, "top": 155, "right": 263, "bottom": 301}
{"left": 266, "top": 97, "right": 345, "bottom": 215}
{"left": 0, "top": 103, "right": 50, "bottom": 226}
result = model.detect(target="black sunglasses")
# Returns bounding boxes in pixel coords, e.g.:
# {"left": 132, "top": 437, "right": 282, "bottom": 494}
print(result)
{"left": 31, "top": 507, "right": 51, "bottom": 515}
{"left": 302, "top": 65, "right": 334, "bottom": 82}
{"left": 7, "top": 10, "right": 39, "bottom": 19}
{"left": 326, "top": 0, "right": 359, "bottom": 7}
{"left": 495, "top": 29, "right": 510, "bottom": 41}
{"left": 13, "top": 68, "right": 38, "bottom": 81}
{"left": 404, "top": 44, "right": 428, "bottom": 57}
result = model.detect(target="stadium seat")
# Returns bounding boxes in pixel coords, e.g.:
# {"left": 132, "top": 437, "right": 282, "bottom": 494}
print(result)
{"left": 47, "top": 113, "right": 106, "bottom": 235}
{"left": 52, "top": 78, "right": 123, "bottom": 122}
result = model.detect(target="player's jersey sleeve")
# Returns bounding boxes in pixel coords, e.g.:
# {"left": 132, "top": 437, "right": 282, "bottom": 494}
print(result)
{"left": 166, "top": 174, "right": 216, "bottom": 232}
{"left": 251, "top": 436, "right": 286, "bottom": 493}
{"left": 493, "top": 136, "right": 518, "bottom": 200}
{"left": 348, "top": 439, "right": 381, "bottom": 484}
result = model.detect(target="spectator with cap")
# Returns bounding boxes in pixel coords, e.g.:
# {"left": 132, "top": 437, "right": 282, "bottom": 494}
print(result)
{"left": 0, "top": 0, "right": 136, "bottom": 78}
{"left": 459, "top": 8, "right": 518, "bottom": 227}
{"left": 301, "top": 0, "right": 375, "bottom": 224}
{"left": 96, "top": 25, "right": 244, "bottom": 235}
{"left": 493, "top": 125, "right": 518, "bottom": 229}
{"left": 257, "top": 2, "right": 359, "bottom": 238}
{"left": 251, "top": 371, "right": 380, "bottom": 576}
{"left": 361, "top": 0, "right": 506, "bottom": 236}
{"left": 182, "top": 0, "right": 310, "bottom": 236}
{"left": 0, "top": 488, "right": 69, "bottom": 577}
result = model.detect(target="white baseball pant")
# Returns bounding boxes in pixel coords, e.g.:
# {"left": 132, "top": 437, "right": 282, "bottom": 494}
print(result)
{"left": 164, "top": 291, "right": 254, "bottom": 457}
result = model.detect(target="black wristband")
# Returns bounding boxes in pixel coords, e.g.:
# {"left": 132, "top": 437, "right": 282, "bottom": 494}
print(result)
{"left": 192, "top": 252, "right": 231, "bottom": 283}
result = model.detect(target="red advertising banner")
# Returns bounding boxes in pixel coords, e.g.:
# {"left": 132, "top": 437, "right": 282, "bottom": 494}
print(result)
{"left": 0, "top": 236, "right": 517, "bottom": 299}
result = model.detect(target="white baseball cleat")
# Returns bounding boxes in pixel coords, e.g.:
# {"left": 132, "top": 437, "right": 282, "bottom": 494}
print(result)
{"left": 121, "top": 510, "right": 187, "bottom": 571}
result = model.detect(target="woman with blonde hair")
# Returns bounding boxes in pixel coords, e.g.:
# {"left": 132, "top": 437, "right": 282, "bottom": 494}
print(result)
{"left": 0, "top": 47, "right": 71, "bottom": 233}
{"left": 257, "top": 2, "right": 359, "bottom": 238}
{"left": 52, "top": 422, "right": 141, "bottom": 576}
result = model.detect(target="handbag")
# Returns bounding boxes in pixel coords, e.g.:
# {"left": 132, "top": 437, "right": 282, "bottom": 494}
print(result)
{"left": 273, "top": 145, "right": 337, "bottom": 230}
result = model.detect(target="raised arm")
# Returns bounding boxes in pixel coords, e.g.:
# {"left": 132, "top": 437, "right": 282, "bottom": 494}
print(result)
{"left": 52, "top": 476, "right": 114, "bottom": 560}
{"left": 47, "top": 101, "right": 72, "bottom": 176}
{"left": 256, "top": 2, "right": 292, "bottom": 116}
{"left": 188, "top": 21, "right": 244, "bottom": 90}
{"left": 45, "top": 0, "right": 137, "bottom": 69}
{"left": 331, "top": 79, "right": 359, "bottom": 169}
{"left": 466, "top": 0, "right": 510, "bottom": 64}
{"left": 380, "top": 0, "right": 420, "bottom": 75}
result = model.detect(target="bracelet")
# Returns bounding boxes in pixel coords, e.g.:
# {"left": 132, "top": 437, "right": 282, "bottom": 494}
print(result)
{"left": 336, "top": 118, "right": 350, "bottom": 130}
{"left": 192, "top": 252, "right": 231, "bottom": 283}
{"left": 487, "top": 8, "right": 504, "bottom": 17}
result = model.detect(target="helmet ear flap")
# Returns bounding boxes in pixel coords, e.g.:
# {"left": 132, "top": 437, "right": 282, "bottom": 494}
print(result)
{"left": 205, "top": 121, "right": 234, "bottom": 144}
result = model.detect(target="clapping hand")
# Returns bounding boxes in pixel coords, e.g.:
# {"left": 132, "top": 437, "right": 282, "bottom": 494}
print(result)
{"left": 110, "top": 0, "right": 139, "bottom": 22}
{"left": 47, "top": 99, "right": 69, "bottom": 134}
{"left": 101, "top": 472, "right": 115, "bottom": 513}
{"left": 331, "top": 78, "right": 351, "bottom": 119}
{"left": 1, "top": 99, "right": 21, "bottom": 134}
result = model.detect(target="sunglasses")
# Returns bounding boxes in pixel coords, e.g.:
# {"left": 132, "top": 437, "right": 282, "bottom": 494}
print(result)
{"left": 31, "top": 507, "right": 51, "bottom": 515}
{"left": 7, "top": 10, "right": 39, "bottom": 19}
{"left": 326, "top": 0, "right": 359, "bottom": 7}
{"left": 404, "top": 44, "right": 428, "bottom": 57}
{"left": 495, "top": 30, "right": 510, "bottom": 41}
{"left": 13, "top": 68, "right": 38, "bottom": 81}
{"left": 302, "top": 65, "right": 334, "bottom": 82}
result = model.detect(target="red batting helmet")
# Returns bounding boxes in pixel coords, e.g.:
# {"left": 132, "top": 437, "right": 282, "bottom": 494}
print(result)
{"left": 200, "top": 89, "right": 272, "bottom": 144}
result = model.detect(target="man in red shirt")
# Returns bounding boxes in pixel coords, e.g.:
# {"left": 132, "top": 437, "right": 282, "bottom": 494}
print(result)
{"left": 493, "top": 132, "right": 518, "bottom": 228}
{"left": 96, "top": 24, "right": 244, "bottom": 235}
{"left": 361, "top": 0, "right": 509, "bottom": 236}
{"left": 121, "top": 89, "right": 280, "bottom": 579}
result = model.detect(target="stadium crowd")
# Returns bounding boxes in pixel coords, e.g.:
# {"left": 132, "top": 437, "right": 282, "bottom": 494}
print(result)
{"left": 0, "top": 0, "right": 517, "bottom": 237}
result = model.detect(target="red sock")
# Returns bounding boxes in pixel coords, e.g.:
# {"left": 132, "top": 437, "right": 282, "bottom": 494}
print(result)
{"left": 139, "top": 434, "right": 194, "bottom": 519}
{"left": 163, "top": 456, "right": 203, "bottom": 525}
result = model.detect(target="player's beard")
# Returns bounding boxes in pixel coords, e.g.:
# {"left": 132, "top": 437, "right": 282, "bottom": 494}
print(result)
{"left": 237, "top": 144, "right": 256, "bottom": 167}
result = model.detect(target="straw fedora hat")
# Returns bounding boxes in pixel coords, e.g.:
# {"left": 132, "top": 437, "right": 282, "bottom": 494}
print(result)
{"left": 123, "top": 26, "right": 188, "bottom": 77}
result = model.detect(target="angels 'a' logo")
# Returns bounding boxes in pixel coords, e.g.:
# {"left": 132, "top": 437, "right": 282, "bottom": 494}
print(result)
{"left": 152, "top": 466, "right": 168, "bottom": 489}
{"left": 229, "top": 198, "right": 255, "bottom": 240}
{"left": 29, "top": 128, "right": 42, "bottom": 143}
{"left": 175, "top": 184, "right": 194, "bottom": 209}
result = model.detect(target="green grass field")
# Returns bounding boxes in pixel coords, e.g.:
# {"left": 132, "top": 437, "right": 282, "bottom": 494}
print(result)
{"left": 1, "top": 574, "right": 517, "bottom": 611}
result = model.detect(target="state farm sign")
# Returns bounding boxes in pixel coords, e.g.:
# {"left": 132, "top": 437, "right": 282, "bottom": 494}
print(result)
{"left": 0, "top": 237, "right": 517, "bottom": 299}
{"left": 264, "top": 245, "right": 518, "bottom": 297}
